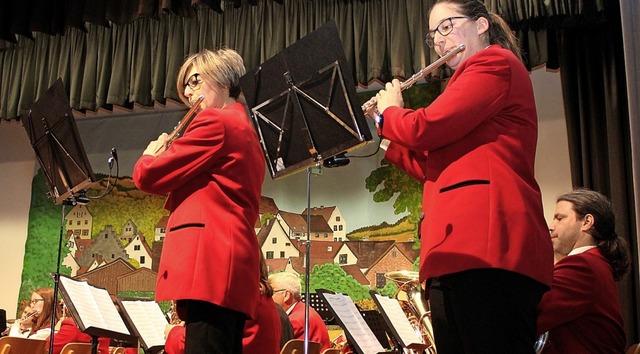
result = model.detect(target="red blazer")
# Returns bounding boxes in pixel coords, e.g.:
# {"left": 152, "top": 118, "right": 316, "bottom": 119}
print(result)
{"left": 242, "top": 294, "right": 282, "bottom": 354}
{"left": 164, "top": 326, "right": 185, "bottom": 354}
{"left": 45, "top": 318, "right": 111, "bottom": 354}
{"left": 383, "top": 45, "right": 553, "bottom": 287}
{"left": 288, "top": 301, "right": 331, "bottom": 352}
{"left": 164, "top": 293, "right": 283, "bottom": 354}
{"left": 537, "top": 248, "right": 626, "bottom": 353}
{"left": 133, "top": 102, "right": 265, "bottom": 317}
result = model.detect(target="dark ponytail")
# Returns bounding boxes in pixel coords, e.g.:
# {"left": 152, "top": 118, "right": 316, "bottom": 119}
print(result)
{"left": 558, "top": 189, "right": 631, "bottom": 281}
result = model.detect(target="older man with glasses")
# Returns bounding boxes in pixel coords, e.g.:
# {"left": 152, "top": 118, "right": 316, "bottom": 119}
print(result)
{"left": 268, "top": 272, "right": 331, "bottom": 351}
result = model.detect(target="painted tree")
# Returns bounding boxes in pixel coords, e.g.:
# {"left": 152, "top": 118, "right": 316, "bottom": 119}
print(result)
{"left": 19, "top": 171, "right": 71, "bottom": 311}
{"left": 302, "top": 263, "right": 397, "bottom": 302}
{"left": 361, "top": 82, "right": 441, "bottom": 242}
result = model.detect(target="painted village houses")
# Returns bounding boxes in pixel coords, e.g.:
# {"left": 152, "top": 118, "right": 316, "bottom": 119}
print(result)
{"left": 302, "top": 206, "right": 347, "bottom": 241}
{"left": 65, "top": 204, "right": 92, "bottom": 239}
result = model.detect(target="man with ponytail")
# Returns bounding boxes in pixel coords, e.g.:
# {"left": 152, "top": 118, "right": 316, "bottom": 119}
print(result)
{"left": 374, "top": 0, "right": 553, "bottom": 352}
{"left": 537, "top": 188, "right": 630, "bottom": 353}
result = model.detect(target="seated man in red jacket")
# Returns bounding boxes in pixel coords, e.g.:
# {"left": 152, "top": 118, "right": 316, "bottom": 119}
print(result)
{"left": 268, "top": 272, "right": 331, "bottom": 352}
{"left": 537, "top": 189, "right": 630, "bottom": 353}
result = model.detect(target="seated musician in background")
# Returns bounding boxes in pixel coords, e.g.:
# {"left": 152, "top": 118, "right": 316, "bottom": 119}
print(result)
{"left": 8, "top": 287, "right": 61, "bottom": 340}
{"left": 268, "top": 272, "right": 331, "bottom": 352}
{"left": 45, "top": 300, "right": 111, "bottom": 354}
{"left": 164, "top": 253, "right": 289, "bottom": 354}
{"left": 2, "top": 300, "right": 34, "bottom": 337}
{"left": 537, "top": 189, "right": 630, "bottom": 353}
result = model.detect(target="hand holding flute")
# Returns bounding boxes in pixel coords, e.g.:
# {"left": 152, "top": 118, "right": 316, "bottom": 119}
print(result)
{"left": 364, "top": 44, "right": 466, "bottom": 120}
{"left": 143, "top": 133, "right": 170, "bottom": 157}
{"left": 143, "top": 95, "right": 205, "bottom": 157}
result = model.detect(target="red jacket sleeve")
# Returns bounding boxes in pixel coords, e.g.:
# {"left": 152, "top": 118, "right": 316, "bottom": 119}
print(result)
{"left": 164, "top": 326, "right": 186, "bottom": 354}
{"left": 382, "top": 50, "right": 512, "bottom": 152}
{"left": 133, "top": 109, "right": 225, "bottom": 195}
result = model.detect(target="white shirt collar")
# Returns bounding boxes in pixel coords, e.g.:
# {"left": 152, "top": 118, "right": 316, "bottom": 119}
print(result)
{"left": 286, "top": 300, "right": 299, "bottom": 316}
{"left": 568, "top": 245, "right": 597, "bottom": 256}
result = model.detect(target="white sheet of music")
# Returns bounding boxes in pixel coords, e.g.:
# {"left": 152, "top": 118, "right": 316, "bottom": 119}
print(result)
{"left": 119, "top": 300, "right": 167, "bottom": 349}
{"left": 59, "top": 276, "right": 130, "bottom": 335}
{"left": 322, "top": 293, "right": 385, "bottom": 354}
{"left": 373, "top": 293, "right": 423, "bottom": 347}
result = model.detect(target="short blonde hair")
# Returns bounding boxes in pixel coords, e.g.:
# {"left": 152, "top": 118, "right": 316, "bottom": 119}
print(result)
{"left": 268, "top": 272, "right": 302, "bottom": 300}
{"left": 176, "top": 48, "right": 246, "bottom": 106}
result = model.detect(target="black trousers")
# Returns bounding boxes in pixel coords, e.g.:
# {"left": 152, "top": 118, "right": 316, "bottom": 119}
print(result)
{"left": 428, "top": 268, "right": 547, "bottom": 354}
{"left": 181, "top": 300, "right": 246, "bottom": 354}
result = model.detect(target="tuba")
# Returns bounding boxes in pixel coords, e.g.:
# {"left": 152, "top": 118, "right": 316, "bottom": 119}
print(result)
{"left": 386, "top": 270, "right": 436, "bottom": 354}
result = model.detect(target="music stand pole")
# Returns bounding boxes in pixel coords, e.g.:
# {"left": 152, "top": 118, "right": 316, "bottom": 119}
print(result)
{"left": 49, "top": 201, "right": 66, "bottom": 354}
{"left": 303, "top": 166, "right": 311, "bottom": 354}
{"left": 50, "top": 196, "right": 87, "bottom": 354}
{"left": 303, "top": 164, "right": 322, "bottom": 354}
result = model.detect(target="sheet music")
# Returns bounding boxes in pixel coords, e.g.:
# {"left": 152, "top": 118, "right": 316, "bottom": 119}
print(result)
{"left": 322, "top": 293, "right": 385, "bottom": 354}
{"left": 119, "top": 300, "right": 167, "bottom": 349}
{"left": 373, "top": 293, "right": 423, "bottom": 347}
{"left": 58, "top": 276, "right": 130, "bottom": 336}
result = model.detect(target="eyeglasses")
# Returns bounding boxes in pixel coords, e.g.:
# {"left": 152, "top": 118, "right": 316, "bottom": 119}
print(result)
{"left": 30, "top": 298, "right": 44, "bottom": 305}
{"left": 183, "top": 73, "right": 203, "bottom": 90}
{"left": 273, "top": 289, "right": 288, "bottom": 294}
{"left": 425, "top": 16, "right": 471, "bottom": 47}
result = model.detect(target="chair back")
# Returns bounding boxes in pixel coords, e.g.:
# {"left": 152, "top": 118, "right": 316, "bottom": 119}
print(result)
{"left": 322, "top": 349, "right": 341, "bottom": 354}
{"left": 626, "top": 343, "right": 640, "bottom": 354}
{"left": 0, "top": 336, "right": 47, "bottom": 354}
{"left": 280, "top": 339, "right": 321, "bottom": 354}
{"left": 60, "top": 342, "right": 93, "bottom": 354}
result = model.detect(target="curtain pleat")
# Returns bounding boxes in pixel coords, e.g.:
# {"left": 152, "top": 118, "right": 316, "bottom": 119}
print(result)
{"left": 107, "top": 25, "right": 131, "bottom": 106}
{"left": 151, "top": 17, "right": 170, "bottom": 102}
{"left": 94, "top": 25, "right": 114, "bottom": 109}
{"left": 365, "top": 0, "right": 386, "bottom": 82}
{"left": 387, "top": 0, "right": 415, "bottom": 79}
{"left": 406, "top": 0, "right": 431, "bottom": 72}
{"left": 0, "top": 0, "right": 611, "bottom": 120}
{"left": 129, "top": 18, "right": 154, "bottom": 105}
{"left": 68, "top": 29, "right": 88, "bottom": 109}
{"left": 261, "top": 1, "right": 285, "bottom": 63}
{"left": 0, "top": 43, "right": 20, "bottom": 118}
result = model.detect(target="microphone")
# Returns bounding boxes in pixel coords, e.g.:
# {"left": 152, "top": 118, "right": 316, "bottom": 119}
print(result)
{"left": 323, "top": 153, "right": 350, "bottom": 168}
{"left": 110, "top": 147, "right": 118, "bottom": 162}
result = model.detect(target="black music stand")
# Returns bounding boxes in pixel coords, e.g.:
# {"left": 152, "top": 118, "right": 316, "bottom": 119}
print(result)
{"left": 317, "top": 290, "right": 389, "bottom": 354}
{"left": 302, "top": 292, "right": 335, "bottom": 325}
{"left": 21, "top": 79, "right": 96, "bottom": 354}
{"left": 240, "top": 20, "right": 372, "bottom": 180}
{"left": 241, "top": 20, "right": 372, "bottom": 354}
{"left": 359, "top": 309, "right": 395, "bottom": 351}
{"left": 369, "top": 291, "right": 429, "bottom": 352}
